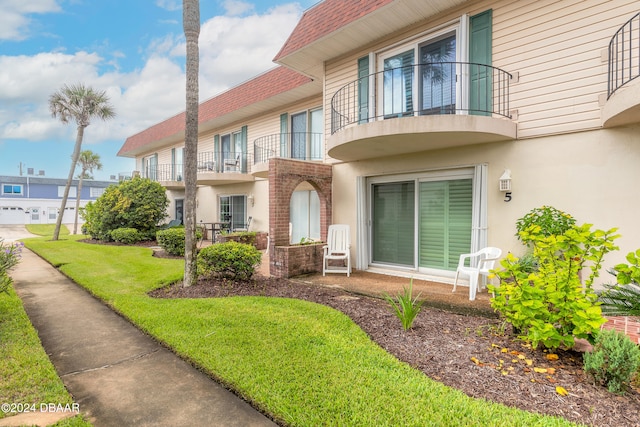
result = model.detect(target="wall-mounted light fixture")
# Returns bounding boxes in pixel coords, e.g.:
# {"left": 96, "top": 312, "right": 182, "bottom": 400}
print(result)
{"left": 499, "top": 169, "right": 512, "bottom": 192}
{"left": 248, "top": 193, "right": 255, "bottom": 207}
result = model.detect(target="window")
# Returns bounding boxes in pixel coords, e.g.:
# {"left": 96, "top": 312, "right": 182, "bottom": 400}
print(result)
{"left": 281, "top": 108, "right": 323, "bottom": 161}
{"left": 370, "top": 11, "right": 492, "bottom": 119}
{"left": 142, "top": 154, "right": 158, "bottom": 180}
{"left": 367, "top": 167, "right": 485, "bottom": 275}
{"left": 2, "top": 184, "right": 23, "bottom": 195}
{"left": 290, "top": 190, "right": 320, "bottom": 243}
{"left": 219, "top": 195, "right": 246, "bottom": 231}
{"left": 58, "top": 186, "right": 77, "bottom": 198}
{"left": 90, "top": 187, "right": 105, "bottom": 198}
{"left": 172, "top": 147, "right": 184, "bottom": 181}
{"left": 214, "top": 126, "right": 247, "bottom": 173}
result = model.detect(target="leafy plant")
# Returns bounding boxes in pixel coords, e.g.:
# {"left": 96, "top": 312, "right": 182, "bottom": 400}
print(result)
{"left": 157, "top": 227, "right": 202, "bottom": 256}
{"left": 110, "top": 227, "right": 142, "bottom": 244}
{"left": 0, "top": 239, "right": 23, "bottom": 294}
{"left": 490, "top": 223, "right": 619, "bottom": 349}
{"left": 383, "top": 279, "right": 425, "bottom": 331}
{"left": 583, "top": 328, "right": 640, "bottom": 394}
{"left": 599, "top": 249, "right": 640, "bottom": 316}
{"left": 81, "top": 177, "right": 169, "bottom": 241}
{"left": 197, "top": 241, "right": 262, "bottom": 280}
{"left": 515, "top": 206, "right": 575, "bottom": 244}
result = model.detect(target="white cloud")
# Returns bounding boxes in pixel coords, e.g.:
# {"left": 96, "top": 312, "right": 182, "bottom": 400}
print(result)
{"left": 0, "top": 2, "right": 303, "bottom": 146}
{"left": 223, "top": 0, "right": 255, "bottom": 16}
{"left": 0, "top": 0, "right": 62, "bottom": 40}
{"left": 155, "top": 0, "right": 181, "bottom": 12}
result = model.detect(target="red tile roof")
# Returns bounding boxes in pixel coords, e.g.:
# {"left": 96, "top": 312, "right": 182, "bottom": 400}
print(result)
{"left": 274, "top": 0, "right": 394, "bottom": 61}
{"left": 118, "top": 66, "right": 312, "bottom": 156}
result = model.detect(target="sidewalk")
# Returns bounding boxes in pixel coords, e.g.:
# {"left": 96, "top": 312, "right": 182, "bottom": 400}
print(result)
{"left": 9, "top": 248, "right": 277, "bottom": 427}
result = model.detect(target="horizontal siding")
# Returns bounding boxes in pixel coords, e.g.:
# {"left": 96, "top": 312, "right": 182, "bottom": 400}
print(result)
{"left": 325, "top": 0, "right": 639, "bottom": 140}
{"left": 492, "top": 0, "right": 639, "bottom": 138}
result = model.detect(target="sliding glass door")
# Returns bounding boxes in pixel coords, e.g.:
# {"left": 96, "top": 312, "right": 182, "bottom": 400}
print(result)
{"left": 370, "top": 172, "right": 473, "bottom": 273}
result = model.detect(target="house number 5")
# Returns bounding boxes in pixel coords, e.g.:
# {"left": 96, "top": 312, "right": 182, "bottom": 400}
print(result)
{"left": 504, "top": 192, "right": 512, "bottom": 202}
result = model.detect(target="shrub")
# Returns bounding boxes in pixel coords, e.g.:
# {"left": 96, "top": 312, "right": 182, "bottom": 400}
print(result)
{"left": 81, "top": 177, "right": 169, "bottom": 241}
{"left": 383, "top": 279, "right": 424, "bottom": 331}
{"left": 157, "top": 227, "right": 202, "bottom": 256}
{"left": 197, "top": 241, "right": 262, "bottom": 280}
{"left": 0, "top": 239, "right": 23, "bottom": 294}
{"left": 110, "top": 228, "right": 142, "bottom": 244}
{"left": 224, "top": 231, "right": 257, "bottom": 246}
{"left": 599, "top": 249, "right": 640, "bottom": 316}
{"left": 583, "top": 328, "right": 640, "bottom": 394}
{"left": 515, "top": 205, "right": 576, "bottom": 244}
{"left": 490, "top": 223, "right": 619, "bottom": 349}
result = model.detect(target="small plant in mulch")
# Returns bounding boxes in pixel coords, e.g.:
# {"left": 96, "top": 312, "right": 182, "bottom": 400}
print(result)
{"left": 383, "top": 279, "right": 424, "bottom": 331}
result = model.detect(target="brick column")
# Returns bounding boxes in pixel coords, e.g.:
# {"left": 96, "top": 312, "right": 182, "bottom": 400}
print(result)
{"left": 268, "top": 158, "right": 332, "bottom": 277}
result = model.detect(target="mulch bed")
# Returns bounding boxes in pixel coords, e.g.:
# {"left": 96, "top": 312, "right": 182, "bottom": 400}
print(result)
{"left": 150, "top": 272, "right": 640, "bottom": 427}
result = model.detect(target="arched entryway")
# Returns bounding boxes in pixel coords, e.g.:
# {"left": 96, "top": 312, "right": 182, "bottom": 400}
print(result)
{"left": 268, "top": 158, "right": 332, "bottom": 278}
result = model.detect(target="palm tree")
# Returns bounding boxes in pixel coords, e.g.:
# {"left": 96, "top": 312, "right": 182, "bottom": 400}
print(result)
{"left": 49, "top": 84, "right": 115, "bottom": 240}
{"left": 183, "top": 0, "right": 200, "bottom": 286}
{"left": 73, "top": 150, "right": 102, "bottom": 235}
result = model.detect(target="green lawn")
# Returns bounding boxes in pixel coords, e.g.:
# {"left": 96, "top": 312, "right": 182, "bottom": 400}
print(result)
{"left": 22, "top": 236, "right": 579, "bottom": 426}
{"left": 0, "top": 275, "right": 91, "bottom": 426}
{"left": 25, "top": 224, "right": 70, "bottom": 236}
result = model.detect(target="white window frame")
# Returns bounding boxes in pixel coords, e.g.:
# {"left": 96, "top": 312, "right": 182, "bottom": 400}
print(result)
{"left": 58, "top": 186, "right": 77, "bottom": 198}
{"left": 363, "top": 164, "right": 486, "bottom": 279}
{"left": 375, "top": 16, "right": 468, "bottom": 119}
{"left": 2, "top": 184, "right": 23, "bottom": 195}
{"left": 90, "top": 187, "right": 105, "bottom": 198}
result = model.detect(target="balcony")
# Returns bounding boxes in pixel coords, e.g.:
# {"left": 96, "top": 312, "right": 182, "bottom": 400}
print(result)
{"left": 141, "top": 164, "right": 184, "bottom": 190}
{"left": 602, "top": 12, "right": 640, "bottom": 128}
{"left": 252, "top": 132, "right": 324, "bottom": 178}
{"left": 196, "top": 151, "right": 254, "bottom": 186}
{"left": 328, "top": 62, "right": 516, "bottom": 161}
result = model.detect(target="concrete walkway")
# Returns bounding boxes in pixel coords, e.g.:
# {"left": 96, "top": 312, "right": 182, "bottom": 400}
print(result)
{"left": 9, "top": 248, "right": 277, "bottom": 427}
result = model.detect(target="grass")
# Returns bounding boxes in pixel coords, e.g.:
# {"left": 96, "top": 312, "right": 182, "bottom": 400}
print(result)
{"left": 0, "top": 276, "right": 91, "bottom": 426}
{"left": 22, "top": 236, "right": 579, "bottom": 426}
{"left": 25, "top": 223, "right": 70, "bottom": 236}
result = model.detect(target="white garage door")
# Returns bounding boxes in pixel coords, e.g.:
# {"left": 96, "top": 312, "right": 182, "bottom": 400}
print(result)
{"left": 0, "top": 207, "right": 27, "bottom": 225}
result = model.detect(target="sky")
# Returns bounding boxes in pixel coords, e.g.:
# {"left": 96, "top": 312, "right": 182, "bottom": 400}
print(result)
{"left": 0, "top": 0, "right": 316, "bottom": 181}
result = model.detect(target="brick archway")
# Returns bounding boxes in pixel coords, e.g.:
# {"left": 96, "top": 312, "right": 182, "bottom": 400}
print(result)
{"left": 268, "top": 158, "right": 332, "bottom": 277}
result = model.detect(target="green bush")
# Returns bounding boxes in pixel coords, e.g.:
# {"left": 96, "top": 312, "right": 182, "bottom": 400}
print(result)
{"left": 81, "top": 177, "right": 169, "bottom": 241}
{"left": 583, "top": 328, "right": 640, "bottom": 394}
{"left": 383, "top": 279, "right": 424, "bottom": 331}
{"left": 515, "top": 205, "right": 576, "bottom": 244}
{"left": 491, "top": 223, "right": 619, "bottom": 350}
{"left": 156, "top": 227, "right": 202, "bottom": 256}
{"left": 599, "top": 249, "right": 640, "bottom": 317}
{"left": 110, "top": 228, "right": 142, "bottom": 244}
{"left": 197, "top": 241, "right": 262, "bottom": 280}
{"left": 0, "top": 239, "right": 23, "bottom": 294}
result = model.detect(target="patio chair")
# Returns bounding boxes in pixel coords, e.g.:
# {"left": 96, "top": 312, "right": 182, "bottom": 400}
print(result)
{"left": 452, "top": 247, "right": 502, "bottom": 301}
{"left": 323, "top": 224, "right": 351, "bottom": 277}
{"left": 234, "top": 216, "right": 252, "bottom": 232}
{"left": 224, "top": 155, "right": 240, "bottom": 172}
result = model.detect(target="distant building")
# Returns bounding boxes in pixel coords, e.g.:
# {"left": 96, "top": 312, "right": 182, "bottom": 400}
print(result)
{"left": 0, "top": 175, "right": 116, "bottom": 225}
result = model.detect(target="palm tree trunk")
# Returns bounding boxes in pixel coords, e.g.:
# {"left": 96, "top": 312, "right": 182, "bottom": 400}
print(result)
{"left": 73, "top": 170, "right": 85, "bottom": 234}
{"left": 54, "top": 125, "right": 85, "bottom": 240}
{"left": 183, "top": 0, "right": 200, "bottom": 287}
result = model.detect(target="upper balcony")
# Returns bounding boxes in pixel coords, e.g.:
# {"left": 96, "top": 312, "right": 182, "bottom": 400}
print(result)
{"left": 196, "top": 151, "right": 254, "bottom": 186}
{"left": 602, "top": 12, "right": 640, "bottom": 128}
{"left": 252, "top": 132, "right": 323, "bottom": 178}
{"left": 143, "top": 164, "right": 184, "bottom": 190}
{"left": 328, "top": 62, "right": 516, "bottom": 161}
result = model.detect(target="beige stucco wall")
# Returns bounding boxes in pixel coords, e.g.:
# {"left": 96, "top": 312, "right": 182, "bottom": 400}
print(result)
{"left": 331, "top": 124, "right": 640, "bottom": 283}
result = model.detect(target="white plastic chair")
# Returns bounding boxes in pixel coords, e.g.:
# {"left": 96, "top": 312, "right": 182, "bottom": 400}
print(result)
{"left": 323, "top": 224, "right": 351, "bottom": 277}
{"left": 453, "top": 247, "right": 502, "bottom": 301}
